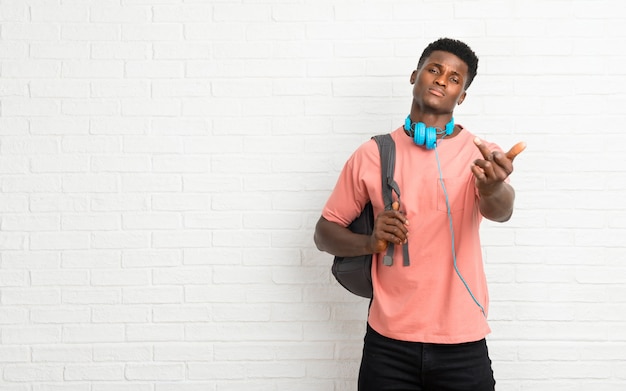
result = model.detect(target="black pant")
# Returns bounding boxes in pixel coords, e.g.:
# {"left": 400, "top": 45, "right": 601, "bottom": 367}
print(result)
{"left": 358, "top": 324, "right": 495, "bottom": 391}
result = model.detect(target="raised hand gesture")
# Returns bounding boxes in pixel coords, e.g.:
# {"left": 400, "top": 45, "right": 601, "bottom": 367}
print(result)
{"left": 471, "top": 137, "right": 526, "bottom": 196}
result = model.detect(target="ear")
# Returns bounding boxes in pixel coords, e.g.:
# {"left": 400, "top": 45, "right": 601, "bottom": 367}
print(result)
{"left": 457, "top": 91, "right": 467, "bottom": 105}
{"left": 410, "top": 70, "right": 418, "bottom": 85}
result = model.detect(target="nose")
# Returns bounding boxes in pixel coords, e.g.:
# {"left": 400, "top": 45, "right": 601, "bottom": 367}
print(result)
{"left": 435, "top": 76, "right": 446, "bottom": 87}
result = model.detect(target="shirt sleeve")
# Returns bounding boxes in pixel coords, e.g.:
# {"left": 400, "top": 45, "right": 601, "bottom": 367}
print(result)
{"left": 321, "top": 139, "right": 379, "bottom": 227}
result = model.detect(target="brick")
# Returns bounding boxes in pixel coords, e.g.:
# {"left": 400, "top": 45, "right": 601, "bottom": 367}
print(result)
{"left": 122, "top": 287, "right": 183, "bottom": 304}
{"left": 93, "top": 385, "right": 152, "bottom": 391}
{"left": 62, "top": 60, "right": 124, "bottom": 78}
{"left": 0, "top": 4, "right": 27, "bottom": 21}
{"left": 121, "top": 175, "right": 182, "bottom": 192}
{"left": 152, "top": 268, "right": 212, "bottom": 285}
{"left": 122, "top": 213, "right": 181, "bottom": 230}
{"left": 64, "top": 364, "right": 125, "bottom": 381}
{"left": 62, "top": 288, "right": 121, "bottom": 305}
{"left": 91, "top": 42, "right": 150, "bottom": 60}
{"left": 30, "top": 308, "right": 90, "bottom": 324}
{"left": 125, "top": 61, "right": 185, "bottom": 78}
{"left": 152, "top": 155, "right": 210, "bottom": 173}
{"left": 61, "top": 24, "right": 120, "bottom": 41}
{"left": 32, "top": 346, "right": 92, "bottom": 362}
{"left": 187, "top": 284, "right": 245, "bottom": 305}
{"left": 121, "top": 24, "right": 183, "bottom": 41}
{"left": 121, "top": 98, "right": 181, "bottom": 116}
{"left": 0, "top": 346, "right": 30, "bottom": 362}
{"left": 62, "top": 250, "right": 121, "bottom": 269}
{"left": 31, "top": 118, "right": 89, "bottom": 135}
{"left": 30, "top": 232, "right": 90, "bottom": 250}
{"left": 152, "top": 306, "right": 211, "bottom": 323}
{"left": 63, "top": 325, "right": 125, "bottom": 343}
{"left": 151, "top": 230, "right": 213, "bottom": 248}
{"left": 151, "top": 194, "right": 210, "bottom": 211}
{"left": 0, "top": 118, "right": 29, "bottom": 135}
{"left": 0, "top": 309, "right": 28, "bottom": 328}
{"left": 126, "top": 324, "right": 184, "bottom": 342}
{"left": 31, "top": 155, "right": 89, "bottom": 173}
{"left": 336, "top": 4, "right": 393, "bottom": 21}
{"left": 153, "top": 343, "right": 213, "bottom": 361}
{"left": 3, "top": 364, "right": 64, "bottom": 382}
{"left": 91, "top": 80, "right": 150, "bottom": 98}
{"left": 62, "top": 174, "right": 118, "bottom": 193}
{"left": 62, "top": 136, "right": 121, "bottom": 152}
{"left": 152, "top": 5, "right": 212, "bottom": 22}
{"left": 91, "top": 156, "right": 151, "bottom": 173}
{"left": 2, "top": 23, "right": 60, "bottom": 40}
{"left": 0, "top": 156, "right": 28, "bottom": 174}
{"left": 152, "top": 80, "right": 211, "bottom": 97}
{"left": 93, "top": 344, "right": 152, "bottom": 362}
{"left": 2, "top": 98, "right": 60, "bottom": 116}
{"left": 182, "top": 248, "right": 243, "bottom": 266}
{"left": 91, "top": 232, "right": 150, "bottom": 249}
{"left": 2, "top": 326, "right": 62, "bottom": 344}
{"left": 185, "top": 60, "right": 245, "bottom": 78}
{"left": 151, "top": 118, "right": 210, "bottom": 135}
{"left": 30, "top": 43, "right": 90, "bottom": 59}
{"left": 185, "top": 22, "right": 245, "bottom": 41}
{"left": 91, "top": 269, "right": 151, "bottom": 286}
{"left": 90, "top": 5, "right": 150, "bottom": 23}
{"left": 90, "top": 194, "right": 148, "bottom": 212}
{"left": 90, "top": 118, "right": 148, "bottom": 135}
{"left": 30, "top": 6, "right": 88, "bottom": 22}
{"left": 31, "top": 270, "right": 89, "bottom": 286}
{"left": 34, "top": 385, "right": 88, "bottom": 391}
{"left": 125, "top": 363, "right": 185, "bottom": 381}
{"left": 213, "top": 5, "right": 271, "bottom": 22}
{"left": 92, "top": 305, "right": 150, "bottom": 323}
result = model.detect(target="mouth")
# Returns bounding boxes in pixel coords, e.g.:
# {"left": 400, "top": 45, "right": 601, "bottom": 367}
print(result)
{"left": 428, "top": 87, "right": 445, "bottom": 97}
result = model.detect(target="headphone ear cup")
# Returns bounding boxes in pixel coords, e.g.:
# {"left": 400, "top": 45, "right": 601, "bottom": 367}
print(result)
{"left": 413, "top": 122, "right": 426, "bottom": 147}
{"left": 425, "top": 126, "right": 436, "bottom": 150}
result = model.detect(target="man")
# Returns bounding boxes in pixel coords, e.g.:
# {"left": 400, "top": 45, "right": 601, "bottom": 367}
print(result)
{"left": 314, "top": 38, "right": 525, "bottom": 390}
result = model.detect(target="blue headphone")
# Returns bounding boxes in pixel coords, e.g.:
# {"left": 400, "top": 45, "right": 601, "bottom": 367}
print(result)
{"left": 404, "top": 115, "right": 455, "bottom": 149}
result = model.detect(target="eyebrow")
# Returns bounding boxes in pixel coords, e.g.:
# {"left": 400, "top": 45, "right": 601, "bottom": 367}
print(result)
{"left": 429, "top": 62, "right": 464, "bottom": 78}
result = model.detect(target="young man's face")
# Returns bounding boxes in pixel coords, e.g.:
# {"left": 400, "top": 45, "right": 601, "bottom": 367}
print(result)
{"left": 410, "top": 50, "right": 468, "bottom": 115}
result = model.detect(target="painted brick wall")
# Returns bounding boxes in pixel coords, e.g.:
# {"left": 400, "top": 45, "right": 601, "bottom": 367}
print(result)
{"left": 1, "top": 0, "right": 625, "bottom": 390}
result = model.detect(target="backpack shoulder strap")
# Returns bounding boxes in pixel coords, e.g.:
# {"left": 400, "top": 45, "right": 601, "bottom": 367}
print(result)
{"left": 372, "top": 134, "right": 399, "bottom": 210}
{"left": 371, "top": 134, "right": 409, "bottom": 267}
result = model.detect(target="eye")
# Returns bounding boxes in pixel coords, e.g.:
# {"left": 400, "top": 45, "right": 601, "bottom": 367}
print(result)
{"left": 450, "top": 76, "right": 460, "bottom": 84}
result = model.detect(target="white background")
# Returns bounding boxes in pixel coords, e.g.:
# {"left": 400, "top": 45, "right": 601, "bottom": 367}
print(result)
{"left": 1, "top": 0, "right": 625, "bottom": 390}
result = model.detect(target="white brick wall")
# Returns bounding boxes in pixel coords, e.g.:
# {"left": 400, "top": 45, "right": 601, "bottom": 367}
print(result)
{"left": 0, "top": 0, "right": 625, "bottom": 389}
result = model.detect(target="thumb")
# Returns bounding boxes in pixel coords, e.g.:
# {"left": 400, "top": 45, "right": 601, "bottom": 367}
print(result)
{"left": 505, "top": 141, "right": 527, "bottom": 161}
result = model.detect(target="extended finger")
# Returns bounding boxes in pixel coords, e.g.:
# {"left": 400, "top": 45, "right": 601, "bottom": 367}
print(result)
{"left": 473, "top": 137, "right": 493, "bottom": 160}
{"left": 505, "top": 141, "right": 527, "bottom": 161}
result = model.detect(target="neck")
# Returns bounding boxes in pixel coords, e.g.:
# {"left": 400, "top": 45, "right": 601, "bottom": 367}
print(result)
{"left": 407, "top": 111, "right": 454, "bottom": 130}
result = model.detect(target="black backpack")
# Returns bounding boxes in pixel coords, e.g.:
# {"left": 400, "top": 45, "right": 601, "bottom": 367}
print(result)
{"left": 331, "top": 134, "right": 409, "bottom": 298}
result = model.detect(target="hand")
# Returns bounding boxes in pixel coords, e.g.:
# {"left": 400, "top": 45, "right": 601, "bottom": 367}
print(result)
{"left": 471, "top": 137, "right": 526, "bottom": 196}
{"left": 368, "top": 201, "right": 409, "bottom": 253}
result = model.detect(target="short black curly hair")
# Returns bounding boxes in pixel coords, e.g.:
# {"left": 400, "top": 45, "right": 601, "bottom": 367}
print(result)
{"left": 417, "top": 37, "right": 479, "bottom": 89}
